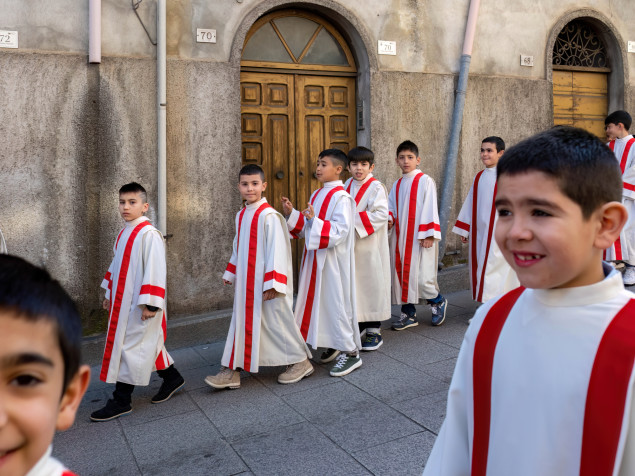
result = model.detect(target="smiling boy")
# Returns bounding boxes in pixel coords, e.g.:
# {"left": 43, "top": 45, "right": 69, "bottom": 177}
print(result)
{"left": 0, "top": 255, "right": 90, "bottom": 476}
{"left": 423, "top": 126, "right": 635, "bottom": 475}
{"left": 282, "top": 149, "right": 362, "bottom": 376}
{"left": 205, "top": 165, "right": 312, "bottom": 389}
{"left": 91, "top": 182, "right": 184, "bottom": 422}
{"left": 453, "top": 137, "right": 518, "bottom": 302}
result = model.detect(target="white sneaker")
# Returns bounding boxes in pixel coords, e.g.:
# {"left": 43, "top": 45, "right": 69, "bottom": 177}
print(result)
{"left": 623, "top": 267, "right": 635, "bottom": 286}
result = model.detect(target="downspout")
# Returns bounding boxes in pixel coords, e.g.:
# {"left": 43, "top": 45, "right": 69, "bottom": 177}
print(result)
{"left": 88, "top": 0, "right": 101, "bottom": 63}
{"left": 438, "top": 0, "right": 481, "bottom": 261}
{"left": 157, "top": 0, "right": 167, "bottom": 236}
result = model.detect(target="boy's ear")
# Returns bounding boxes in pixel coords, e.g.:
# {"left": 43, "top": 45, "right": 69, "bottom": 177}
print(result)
{"left": 369, "top": 163, "right": 375, "bottom": 171}
{"left": 262, "top": 181, "right": 267, "bottom": 192}
{"left": 594, "top": 201, "right": 628, "bottom": 250}
{"left": 142, "top": 202, "right": 149, "bottom": 213}
{"left": 56, "top": 365, "right": 91, "bottom": 431}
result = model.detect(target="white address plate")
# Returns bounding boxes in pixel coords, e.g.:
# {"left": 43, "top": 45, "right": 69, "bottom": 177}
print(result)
{"left": 0, "top": 30, "right": 18, "bottom": 49}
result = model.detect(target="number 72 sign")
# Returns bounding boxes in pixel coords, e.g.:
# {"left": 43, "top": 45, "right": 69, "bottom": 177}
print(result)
{"left": 0, "top": 30, "right": 18, "bottom": 49}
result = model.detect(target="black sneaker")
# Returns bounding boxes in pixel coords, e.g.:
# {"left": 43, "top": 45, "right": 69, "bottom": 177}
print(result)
{"left": 151, "top": 374, "right": 185, "bottom": 403}
{"left": 320, "top": 348, "right": 341, "bottom": 363}
{"left": 90, "top": 399, "right": 132, "bottom": 422}
{"left": 392, "top": 312, "right": 418, "bottom": 331}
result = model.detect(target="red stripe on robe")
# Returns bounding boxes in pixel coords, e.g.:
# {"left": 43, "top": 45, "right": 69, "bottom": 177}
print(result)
{"left": 418, "top": 222, "right": 440, "bottom": 232}
{"left": 455, "top": 220, "right": 470, "bottom": 232}
{"left": 264, "top": 270, "right": 287, "bottom": 285}
{"left": 400, "top": 173, "right": 424, "bottom": 303}
{"left": 139, "top": 284, "right": 166, "bottom": 299}
{"left": 100, "top": 221, "right": 153, "bottom": 381}
{"left": 608, "top": 138, "right": 635, "bottom": 260}
{"left": 229, "top": 207, "right": 248, "bottom": 369}
{"left": 472, "top": 287, "right": 525, "bottom": 476}
{"left": 475, "top": 179, "right": 498, "bottom": 302}
{"left": 359, "top": 211, "right": 375, "bottom": 236}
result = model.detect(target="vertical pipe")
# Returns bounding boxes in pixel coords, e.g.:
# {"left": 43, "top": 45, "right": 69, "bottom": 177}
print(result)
{"left": 438, "top": 0, "right": 481, "bottom": 261}
{"left": 88, "top": 0, "right": 101, "bottom": 63}
{"left": 157, "top": 0, "right": 167, "bottom": 236}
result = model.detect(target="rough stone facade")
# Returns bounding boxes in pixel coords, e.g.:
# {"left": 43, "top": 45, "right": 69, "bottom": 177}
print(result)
{"left": 1, "top": 0, "right": 634, "bottom": 334}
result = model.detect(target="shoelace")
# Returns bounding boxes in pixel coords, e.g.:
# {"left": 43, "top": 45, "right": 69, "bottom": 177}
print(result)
{"left": 332, "top": 354, "right": 349, "bottom": 369}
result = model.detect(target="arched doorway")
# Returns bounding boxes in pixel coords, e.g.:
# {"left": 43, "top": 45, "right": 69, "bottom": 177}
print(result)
{"left": 552, "top": 19, "right": 610, "bottom": 138}
{"left": 240, "top": 10, "right": 357, "bottom": 211}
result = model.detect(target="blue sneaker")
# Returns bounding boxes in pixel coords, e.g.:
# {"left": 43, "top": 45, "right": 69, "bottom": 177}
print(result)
{"left": 392, "top": 312, "right": 418, "bottom": 331}
{"left": 361, "top": 332, "right": 383, "bottom": 351}
{"left": 431, "top": 298, "right": 448, "bottom": 326}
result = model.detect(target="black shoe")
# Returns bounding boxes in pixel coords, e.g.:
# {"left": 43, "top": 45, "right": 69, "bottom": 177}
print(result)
{"left": 151, "top": 374, "right": 185, "bottom": 403}
{"left": 90, "top": 399, "right": 132, "bottom": 422}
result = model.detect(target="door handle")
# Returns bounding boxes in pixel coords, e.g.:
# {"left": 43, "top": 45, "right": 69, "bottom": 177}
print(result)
{"left": 276, "top": 171, "right": 284, "bottom": 179}
{"left": 299, "top": 171, "right": 304, "bottom": 177}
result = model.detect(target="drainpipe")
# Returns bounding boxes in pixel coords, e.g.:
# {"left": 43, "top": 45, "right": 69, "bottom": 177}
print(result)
{"left": 438, "top": 0, "right": 481, "bottom": 262}
{"left": 88, "top": 0, "right": 101, "bottom": 63}
{"left": 157, "top": 0, "right": 167, "bottom": 236}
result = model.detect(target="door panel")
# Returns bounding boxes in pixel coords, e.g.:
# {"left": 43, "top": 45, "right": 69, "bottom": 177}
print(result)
{"left": 553, "top": 70, "right": 608, "bottom": 139}
{"left": 240, "top": 72, "right": 295, "bottom": 211}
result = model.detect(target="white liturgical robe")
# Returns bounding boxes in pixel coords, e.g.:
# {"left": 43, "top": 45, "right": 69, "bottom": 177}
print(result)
{"left": 452, "top": 167, "right": 518, "bottom": 302}
{"left": 100, "top": 216, "right": 173, "bottom": 385}
{"left": 287, "top": 180, "right": 361, "bottom": 352}
{"left": 388, "top": 169, "right": 441, "bottom": 304}
{"left": 27, "top": 447, "right": 75, "bottom": 476}
{"left": 423, "top": 266, "right": 635, "bottom": 476}
{"left": 344, "top": 174, "right": 391, "bottom": 322}
{"left": 221, "top": 198, "right": 310, "bottom": 372}
{"left": 605, "top": 135, "right": 635, "bottom": 264}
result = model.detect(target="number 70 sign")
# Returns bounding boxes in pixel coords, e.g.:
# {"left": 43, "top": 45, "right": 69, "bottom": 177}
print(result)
{"left": 0, "top": 30, "right": 18, "bottom": 49}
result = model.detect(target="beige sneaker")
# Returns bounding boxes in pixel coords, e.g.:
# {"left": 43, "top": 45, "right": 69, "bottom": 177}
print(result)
{"left": 205, "top": 366, "right": 240, "bottom": 389}
{"left": 277, "top": 359, "right": 314, "bottom": 384}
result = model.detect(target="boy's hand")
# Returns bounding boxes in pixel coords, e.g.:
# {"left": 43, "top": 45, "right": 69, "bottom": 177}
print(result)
{"left": 141, "top": 307, "right": 158, "bottom": 321}
{"left": 460, "top": 236, "right": 469, "bottom": 244}
{"left": 387, "top": 218, "right": 394, "bottom": 230}
{"left": 223, "top": 279, "right": 232, "bottom": 285}
{"left": 419, "top": 237, "right": 434, "bottom": 248}
{"left": 102, "top": 298, "right": 110, "bottom": 310}
{"left": 263, "top": 289, "right": 277, "bottom": 301}
{"left": 281, "top": 196, "right": 293, "bottom": 216}
{"left": 302, "top": 203, "right": 315, "bottom": 220}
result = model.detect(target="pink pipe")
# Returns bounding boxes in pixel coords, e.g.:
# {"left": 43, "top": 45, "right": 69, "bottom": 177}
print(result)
{"left": 462, "top": 0, "right": 480, "bottom": 56}
{"left": 89, "top": 0, "right": 101, "bottom": 63}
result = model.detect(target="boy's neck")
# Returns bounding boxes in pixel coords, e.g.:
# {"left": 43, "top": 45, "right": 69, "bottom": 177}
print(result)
{"left": 245, "top": 196, "right": 264, "bottom": 206}
{"left": 319, "top": 177, "right": 341, "bottom": 185}
{"left": 616, "top": 130, "right": 630, "bottom": 140}
{"left": 353, "top": 173, "right": 372, "bottom": 183}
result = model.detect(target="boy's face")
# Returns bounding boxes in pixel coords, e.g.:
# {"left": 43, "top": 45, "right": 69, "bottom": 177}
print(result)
{"left": 348, "top": 160, "right": 375, "bottom": 182}
{"left": 480, "top": 142, "right": 504, "bottom": 168}
{"left": 238, "top": 174, "right": 267, "bottom": 204}
{"left": 119, "top": 192, "right": 149, "bottom": 222}
{"left": 315, "top": 155, "right": 343, "bottom": 183}
{"left": 605, "top": 122, "right": 626, "bottom": 141}
{"left": 0, "top": 313, "right": 89, "bottom": 475}
{"left": 396, "top": 150, "right": 421, "bottom": 174}
{"left": 495, "top": 171, "right": 605, "bottom": 290}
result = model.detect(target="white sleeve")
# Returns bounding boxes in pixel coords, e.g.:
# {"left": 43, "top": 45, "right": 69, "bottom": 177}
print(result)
{"left": 137, "top": 230, "right": 167, "bottom": 309}
{"left": 354, "top": 183, "right": 389, "bottom": 239}
{"left": 262, "top": 214, "right": 290, "bottom": 295}
{"left": 417, "top": 177, "right": 442, "bottom": 241}
{"left": 306, "top": 195, "right": 353, "bottom": 251}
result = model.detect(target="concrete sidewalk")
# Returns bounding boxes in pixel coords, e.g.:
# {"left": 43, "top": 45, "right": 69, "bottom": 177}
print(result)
{"left": 53, "top": 290, "right": 479, "bottom": 476}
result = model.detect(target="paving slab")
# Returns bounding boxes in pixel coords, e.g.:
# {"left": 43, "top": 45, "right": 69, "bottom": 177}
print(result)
{"left": 123, "top": 410, "right": 247, "bottom": 476}
{"left": 394, "top": 390, "right": 449, "bottom": 435}
{"left": 231, "top": 422, "right": 371, "bottom": 476}
{"left": 379, "top": 331, "right": 459, "bottom": 370}
{"left": 420, "top": 357, "right": 458, "bottom": 384}
{"left": 409, "top": 317, "right": 470, "bottom": 349}
{"left": 190, "top": 377, "right": 306, "bottom": 442}
{"left": 352, "top": 430, "right": 437, "bottom": 476}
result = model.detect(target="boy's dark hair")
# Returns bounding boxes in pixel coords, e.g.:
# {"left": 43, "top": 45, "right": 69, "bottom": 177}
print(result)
{"left": 239, "top": 164, "right": 265, "bottom": 181}
{"left": 396, "top": 140, "right": 419, "bottom": 157}
{"left": 347, "top": 146, "right": 375, "bottom": 165}
{"left": 319, "top": 148, "right": 348, "bottom": 169}
{"left": 497, "top": 126, "right": 622, "bottom": 219}
{"left": 0, "top": 255, "right": 82, "bottom": 393}
{"left": 482, "top": 136, "right": 505, "bottom": 152}
{"left": 605, "top": 110, "right": 632, "bottom": 131}
{"left": 119, "top": 182, "right": 148, "bottom": 203}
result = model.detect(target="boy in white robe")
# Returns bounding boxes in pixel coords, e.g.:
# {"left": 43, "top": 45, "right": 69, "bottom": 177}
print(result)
{"left": 388, "top": 140, "right": 448, "bottom": 329}
{"left": 205, "top": 165, "right": 312, "bottom": 389}
{"left": 452, "top": 136, "right": 518, "bottom": 302}
{"left": 282, "top": 149, "right": 362, "bottom": 377}
{"left": 344, "top": 146, "right": 391, "bottom": 351}
{"left": 604, "top": 110, "right": 635, "bottom": 285}
{"left": 91, "top": 182, "right": 184, "bottom": 422}
{"left": 423, "top": 126, "right": 635, "bottom": 476}
{"left": 0, "top": 255, "right": 90, "bottom": 476}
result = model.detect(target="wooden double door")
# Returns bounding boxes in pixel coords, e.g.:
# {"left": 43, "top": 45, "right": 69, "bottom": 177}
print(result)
{"left": 240, "top": 71, "right": 356, "bottom": 212}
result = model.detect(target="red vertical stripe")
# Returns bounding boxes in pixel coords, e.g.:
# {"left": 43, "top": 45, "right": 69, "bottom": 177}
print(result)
{"left": 229, "top": 208, "right": 248, "bottom": 370}
{"left": 299, "top": 186, "right": 344, "bottom": 338}
{"left": 580, "top": 299, "right": 635, "bottom": 476}
{"left": 347, "top": 177, "right": 377, "bottom": 206}
{"left": 400, "top": 173, "right": 423, "bottom": 303}
{"left": 470, "top": 171, "right": 483, "bottom": 300}
{"left": 476, "top": 182, "right": 498, "bottom": 302}
{"left": 610, "top": 138, "right": 635, "bottom": 261}
{"left": 472, "top": 287, "right": 525, "bottom": 476}
{"left": 394, "top": 179, "right": 404, "bottom": 291}
{"left": 359, "top": 211, "right": 375, "bottom": 236}
{"left": 100, "top": 221, "right": 152, "bottom": 381}
{"left": 319, "top": 221, "right": 332, "bottom": 249}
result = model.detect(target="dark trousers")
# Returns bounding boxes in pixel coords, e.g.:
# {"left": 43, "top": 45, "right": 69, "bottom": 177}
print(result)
{"left": 401, "top": 294, "right": 445, "bottom": 316}
{"left": 359, "top": 321, "right": 381, "bottom": 332}
{"left": 113, "top": 364, "right": 181, "bottom": 405}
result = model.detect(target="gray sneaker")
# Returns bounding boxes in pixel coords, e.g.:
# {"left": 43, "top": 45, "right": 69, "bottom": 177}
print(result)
{"left": 329, "top": 353, "right": 362, "bottom": 377}
{"left": 278, "top": 359, "right": 314, "bottom": 384}
{"left": 204, "top": 366, "right": 240, "bottom": 389}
